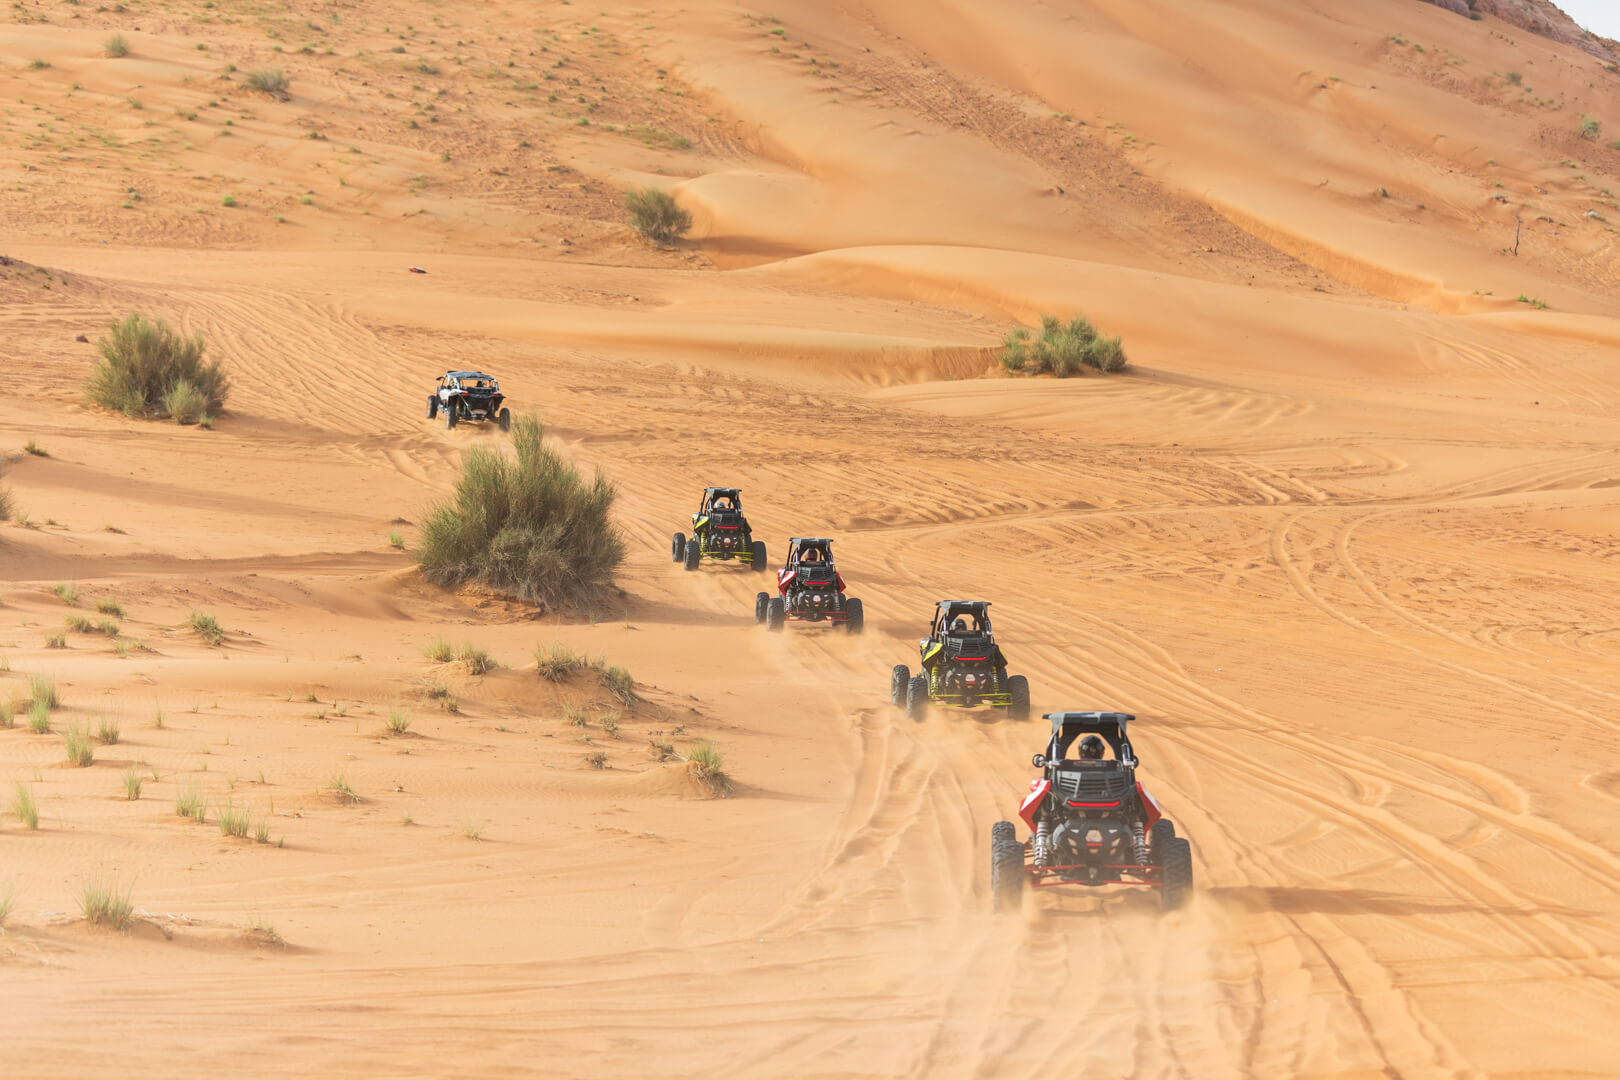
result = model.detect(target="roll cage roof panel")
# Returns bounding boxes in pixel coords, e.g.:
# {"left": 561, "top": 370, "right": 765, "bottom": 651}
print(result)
{"left": 1043, "top": 711, "right": 1136, "bottom": 762}
{"left": 441, "top": 371, "right": 497, "bottom": 381}
{"left": 700, "top": 488, "right": 743, "bottom": 509}
{"left": 932, "top": 600, "right": 992, "bottom": 634}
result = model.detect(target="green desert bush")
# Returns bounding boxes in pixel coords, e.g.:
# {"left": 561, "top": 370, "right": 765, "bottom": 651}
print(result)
{"left": 28, "top": 674, "right": 58, "bottom": 709}
{"left": 624, "top": 186, "right": 691, "bottom": 245}
{"left": 122, "top": 766, "right": 144, "bottom": 801}
{"left": 217, "top": 800, "right": 251, "bottom": 838}
{"left": 424, "top": 638, "right": 455, "bottom": 662}
{"left": 534, "top": 641, "right": 586, "bottom": 681}
{"left": 188, "top": 610, "right": 224, "bottom": 645}
{"left": 416, "top": 414, "right": 626, "bottom": 610}
{"left": 175, "top": 784, "right": 207, "bottom": 822}
{"left": 0, "top": 459, "right": 10, "bottom": 523}
{"left": 62, "top": 724, "right": 95, "bottom": 767}
{"left": 455, "top": 642, "right": 493, "bottom": 675}
{"left": 104, "top": 34, "right": 129, "bottom": 59}
{"left": 245, "top": 68, "right": 291, "bottom": 98}
{"left": 685, "top": 740, "right": 733, "bottom": 797}
{"left": 13, "top": 783, "right": 38, "bottom": 829}
{"left": 1580, "top": 115, "right": 1602, "bottom": 141}
{"left": 95, "top": 597, "right": 124, "bottom": 617}
{"left": 87, "top": 313, "right": 229, "bottom": 419}
{"left": 80, "top": 876, "right": 135, "bottom": 930}
{"left": 28, "top": 699, "right": 51, "bottom": 733}
{"left": 53, "top": 582, "right": 78, "bottom": 605}
{"left": 162, "top": 379, "right": 208, "bottom": 425}
{"left": 386, "top": 708, "right": 411, "bottom": 735}
{"left": 1000, "top": 314, "right": 1128, "bottom": 377}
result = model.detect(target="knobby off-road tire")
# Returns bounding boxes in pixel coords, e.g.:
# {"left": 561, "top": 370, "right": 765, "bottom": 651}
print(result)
{"left": 1150, "top": 818, "right": 1176, "bottom": 856}
{"left": 750, "top": 540, "right": 768, "bottom": 571}
{"left": 497, "top": 407, "right": 511, "bottom": 432}
{"left": 683, "top": 538, "right": 701, "bottom": 572}
{"left": 755, "top": 592, "right": 770, "bottom": 624}
{"left": 672, "top": 532, "right": 686, "bottom": 563}
{"left": 426, "top": 395, "right": 438, "bottom": 419}
{"left": 991, "top": 821, "right": 1024, "bottom": 913}
{"left": 1160, "top": 836, "right": 1193, "bottom": 912}
{"left": 766, "top": 596, "right": 786, "bottom": 632}
{"left": 890, "top": 665, "right": 911, "bottom": 707}
{"left": 905, "top": 674, "right": 929, "bottom": 721}
{"left": 1007, "top": 675, "right": 1031, "bottom": 722}
{"left": 844, "top": 597, "right": 864, "bottom": 634}
{"left": 444, "top": 403, "right": 458, "bottom": 430}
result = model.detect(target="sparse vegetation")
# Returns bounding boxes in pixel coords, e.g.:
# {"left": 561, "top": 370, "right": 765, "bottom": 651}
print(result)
{"left": 456, "top": 643, "right": 493, "bottom": 675}
{"left": 13, "top": 783, "right": 39, "bottom": 829}
{"left": 416, "top": 414, "right": 625, "bottom": 611}
{"left": 95, "top": 597, "right": 124, "bottom": 617}
{"left": 425, "top": 639, "right": 455, "bottom": 663}
{"left": 221, "top": 194, "right": 238, "bottom": 208}
{"left": 328, "top": 774, "right": 360, "bottom": 803}
{"left": 1000, "top": 314, "right": 1127, "bottom": 376}
{"left": 29, "top": 674, "right": 58, "bottom": 709}
{"left": 246, "top": 68, "right": 291, "bottom": 98}
{"left": 28, "top": 700, "right": 51, "bottom": 733}
{"left": 388, "top": 530, "right": 405, "bottom": 550}
{"left": 63, "top": 724, "right": 94, "bottom": 767}
{"left": 247, "top": 913, "right": 282, "bottom": 944}
{"left": 386, "top": 709, "right": 412, "bottom": 735}
{"left": 217, "top": 800, "right": 251, "bottom": 838}
{"left": 685, "top": 740, "right": 733, "bottom": 796}
{"left": 534, "top": 641, "right": 586, "bottom": 681}
{"left": 95, "top": 620, "right": 120, "bottom": 638}
{"left": 599, "top": 664, "right": 637, "bottom": 708}
{"left": 461, "top": 820, "right": 484, "bottom": 840}
{"left": 162, "top": 380, "right": 208, "bottom": 424}
{"left": 65, "top": 615, "right": 93, "bottom": 633}
{"left": 97, "top": 716, "right": 120, "bottom": 744}
{"left": 624, "top": 187, "right": 692, "bottom": 245}
{"left": 53, "top": 582, "right": 78, "bottom": 606}
{"left": 175, "top": 784, "right": 207, "bottom": 822}
{"left": 586, "top": 750, "right": 609, "bottom": 769}
{"left": 122, "top": 766, "right": 143, "bottom": 800}
{"left": 189, "top": 610, "right": 224, "bottom": 645}
{"left": 80, "top": 876, "right": 135, "bottom": 931}
{"left": 564, "top": 701, "right": 589, "bottom": 727}
{"left": 87, "top": 313, "right": 229, "bottom": 419}
{"left": 0, "top": 877, "right": 14, "bottom": 927}
{"left": 23, "top": 440, "right": 47, "bottom": 457}
{"left": 1580, "top": 115, "right": 1602, "bottom": 141}
{"left": 104, "top": 34, "right": 130, "bottom": 59}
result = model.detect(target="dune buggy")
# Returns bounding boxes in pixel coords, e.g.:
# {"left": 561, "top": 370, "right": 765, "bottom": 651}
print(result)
{"left": 672, "top": 488, "right": 767, "bottom": 572}
{"left": 755, "top": 537, "right": 864, "bottom": 633}
{"left": 427, "top": 370, "right": 511, "bottom": 431}
{"left": 889, "top": 601, "right": 1029, "bottom": 722}
{"left": 990, "top": 712, "right": 1193, "bottom": 913}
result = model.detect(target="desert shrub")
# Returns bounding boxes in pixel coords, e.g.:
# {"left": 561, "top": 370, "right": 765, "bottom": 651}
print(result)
{"left": 87, "top": 313, "right": 229, "bottom": 419}
{"left": 386, "top": 709, "right": 411, "bottom": 735}
{"left": 624, "top": 187, "right": 691, "bottom": 245}
{"left": 122, "top": 766, "right": 143, "bottom": 800}
{"left": 416, "top": 414, "right": 626, "bottom": 610}
{"left": 175, "top": 785, "right": 207, "bottom": 822}
{"left": 217, "top": 801, "right": 251, "bottom": 838}
{"left": 685, "top": 740, "right": 733, "bottom": 797}
{"left": 28, "top": 700, "right": 51, "bottom": 733}
{"left": 534, "top": 641, "right": 585, "bottom": 681}
{"left": 424, "top": 638, "right": 455, "bottom": 662}
{"left": 13, "top": 783, "right": 38, "bottom": 829}
{"left": 53, "top": 582, "right": 78, "bottom": 605}
{"left": 999, "top": 313, "right": 1127, "bottom": 376}
{"left": 28, "top": 674, "right": 58, "bottom": 709}
{"left": 104, "top": 34, "right": 129, "bottom": 59}
{"left": 162, "top": 379, "right": 207, "bottom": 424}
{"left": 80, "top": 876, "right": 135, "bottom": 930}
{"left": 97, "top": 715, "right": 120, "bottom": 743}
{"left": 246, "top": 68, "right": 291, "bottom": 98}
{"left": 455, "top": 642, "right": 493, "bottom": 675}
{"left": 189, "top": 610, "right": 224, "bottom": 645}
{"left": 599, "top": 664, "right": 637, "bottom": 708}
{"left": 0, "top": 459, "right": 10, "bottom": 522}
{"left": 65, "top": 614, "right": 93, "bottom": 633}
{"left": 1580, "top": 115, "right": 1602, "bottom": 141}
{"left": 62, "top": 724, "right": 95, "bottom": 767}
{"left": 95, "top": 597, "right": 124, "bottom": 617}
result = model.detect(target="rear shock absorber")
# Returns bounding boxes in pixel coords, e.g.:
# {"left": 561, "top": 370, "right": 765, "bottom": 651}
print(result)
{"left": 1034, "top": 818, "right": 1052, "bottom": 867}
{"left": 1132, "top": 821, "right": 1149, "bottom": 865}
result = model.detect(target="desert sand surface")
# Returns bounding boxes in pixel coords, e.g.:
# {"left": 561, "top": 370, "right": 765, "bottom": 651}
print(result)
{"left": 3, "top": 0, "right": 1620, "bottom": 1076}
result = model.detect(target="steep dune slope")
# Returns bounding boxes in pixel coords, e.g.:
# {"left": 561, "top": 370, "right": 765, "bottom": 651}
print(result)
{"left": 3, "top": 1, "right": 1619, "bottom": 1078}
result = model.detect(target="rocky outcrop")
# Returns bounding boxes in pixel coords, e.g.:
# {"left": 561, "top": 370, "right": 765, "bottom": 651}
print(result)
{"left": 1419, "top": 0, "right": 1620, "bottom": 64}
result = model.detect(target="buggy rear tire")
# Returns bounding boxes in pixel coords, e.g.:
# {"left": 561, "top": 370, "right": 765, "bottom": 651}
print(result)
{"left": 1006, "top": 675, "right": 1030, "bottom": 722}
{"left": 754, "top": 592, "right": 770, "bottom": 625}
{"left": 1160, "top": 836, "right": 1193, "bottom": 912}
{"left": 890, "top": 665, "right": 910, "bottom": 707}
{"left": 844, "top": 597, "right": 864, "bottom": 634}
{"left": 683, "top": 538, "right": 701, "bottom": 572}
{"left": 671, "top": 532, "right": 686, "bottom": 563}
{"left": 1150, "top": 818, "right": 1176, "bottom": 856}
{"left": 750, "top": 540, "right": 768, "bottom": 571}
{"left": 766, "top": 597, "right": 786, "bottom": 632}
{"left": 497, "top": 407, "right": 511, "bottom": 432}
{"left": 426, "top": 395, "right": 438, "bottom": 419}
{"left": 444, "top": 403, "right": 458, "bottom": 430}
{"left": 991, "top": 821, "right": 1024, "bottom": 913}
{"left": 905, "top": 675, "right": 929, "bottom": 721}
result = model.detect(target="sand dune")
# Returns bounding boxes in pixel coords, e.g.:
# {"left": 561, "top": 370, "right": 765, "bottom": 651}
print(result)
{"left": 3, "top": 0, "right": 1619, "bottom": 1076}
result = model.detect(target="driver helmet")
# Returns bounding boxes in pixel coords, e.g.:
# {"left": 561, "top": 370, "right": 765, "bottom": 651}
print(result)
{"left": 1078, "top": 736, "right": 1105, "bottom": 760}
{"left": 950, "top": 617, "right": 967, "bottom": 633}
